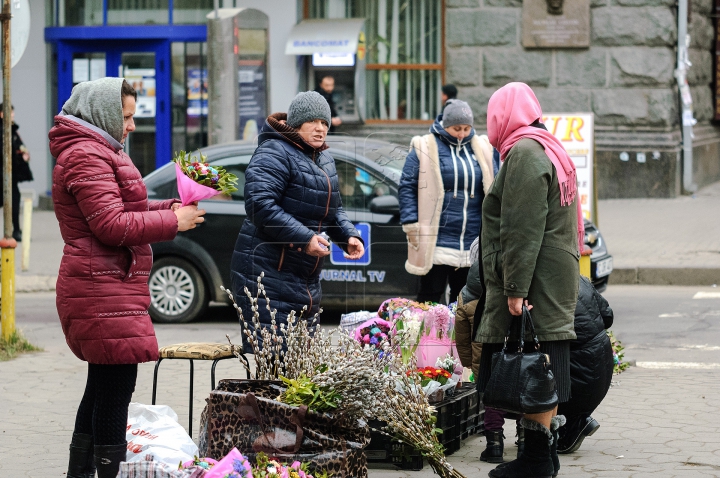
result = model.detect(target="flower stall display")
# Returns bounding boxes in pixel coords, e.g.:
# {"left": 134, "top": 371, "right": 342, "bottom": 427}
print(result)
{"left": 174, "top": 150, "right": 238, "bottom": 205}
{"left": 215, "top": 281, "right": 468, "bottom": 478}
{"left": 378, "top": 298, "right": 459, "bottom": 369}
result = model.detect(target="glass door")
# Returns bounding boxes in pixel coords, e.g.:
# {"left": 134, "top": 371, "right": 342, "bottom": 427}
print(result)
{"left": 56, "top": 41, "right": 171, "bottom": 176}
{"left": 120, "top": 52, "right": 157, "bottom": 176}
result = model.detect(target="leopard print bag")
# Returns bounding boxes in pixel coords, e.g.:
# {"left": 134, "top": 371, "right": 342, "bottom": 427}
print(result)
{"left": 198, "top": 379, "right": 370, "bottom": 478}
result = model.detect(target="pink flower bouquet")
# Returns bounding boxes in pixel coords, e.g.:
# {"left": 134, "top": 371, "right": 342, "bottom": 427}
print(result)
{"left": 174, "top": 150, "right": 238, "bottom": 206}
{"left": 353, "top": 317, "right": 394, "bottom": 349}
{"left": 204, "top": 448, "right": 252, "bottom": 478}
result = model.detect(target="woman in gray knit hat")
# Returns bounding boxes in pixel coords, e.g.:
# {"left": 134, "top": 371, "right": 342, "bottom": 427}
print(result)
{"left": 398, "top": 99, "right": 497, "bottom": 303}
{"left": 231, "top": 91, "right": 364, "bottom": 351}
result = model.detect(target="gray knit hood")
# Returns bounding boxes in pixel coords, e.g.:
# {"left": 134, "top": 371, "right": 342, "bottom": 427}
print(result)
{"left": 61, "top": 77, "right": 125, "bottom": 144}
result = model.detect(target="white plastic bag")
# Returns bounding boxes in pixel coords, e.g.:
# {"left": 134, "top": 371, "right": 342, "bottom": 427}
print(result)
{"left": 126, "top": 402, "right": 198, "bottom": 465}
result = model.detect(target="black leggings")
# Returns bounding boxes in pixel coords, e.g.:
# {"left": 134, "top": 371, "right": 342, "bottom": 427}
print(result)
{"left": 417, "top": 264, "right": 470, "bottom": 304}
{"left": 74, "top": 363, "right": 138, "bottom": 445}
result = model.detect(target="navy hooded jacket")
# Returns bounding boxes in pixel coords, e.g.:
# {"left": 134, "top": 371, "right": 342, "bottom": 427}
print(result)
{"left": 398, "top": 115, "right": 486, "bottom": 256}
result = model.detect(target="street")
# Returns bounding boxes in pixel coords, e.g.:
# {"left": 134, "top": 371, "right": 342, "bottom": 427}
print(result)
{"left": 2, "top": 285, "right": 720, "bottom": 477}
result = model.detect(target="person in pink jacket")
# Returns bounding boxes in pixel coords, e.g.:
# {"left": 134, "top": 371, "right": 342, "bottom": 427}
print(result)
{"left": 49, "top": 77, "right": 205, "bottom": 478}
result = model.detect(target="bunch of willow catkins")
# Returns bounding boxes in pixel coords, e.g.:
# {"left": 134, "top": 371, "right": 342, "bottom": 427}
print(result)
{"left": 221, "top": 274, "right": 323, "bottom": 380}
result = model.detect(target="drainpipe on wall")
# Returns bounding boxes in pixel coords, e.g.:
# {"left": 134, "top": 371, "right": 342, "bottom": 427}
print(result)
{"left": 676, "top": 0, "right": 697, "bottom": 193}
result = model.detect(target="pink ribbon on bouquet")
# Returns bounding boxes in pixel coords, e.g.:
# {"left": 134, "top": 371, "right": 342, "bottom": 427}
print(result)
{"left": 175, "top": 163, "right": 222, "bottom": 206}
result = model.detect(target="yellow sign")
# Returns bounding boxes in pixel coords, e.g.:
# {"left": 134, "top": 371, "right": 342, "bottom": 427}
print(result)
{"left": 357, "top": 31, "right": 366, "bottom": 61}
{"left": 543, "top": 113, "right": 595, "bottom": 222}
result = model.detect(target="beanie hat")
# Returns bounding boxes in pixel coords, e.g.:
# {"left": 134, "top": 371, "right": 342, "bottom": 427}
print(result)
{"left": 442, "top": 99, "right": 474, "bottom": 128}
{"left": 286, "top": 91, "right": 332, "bottom": 129}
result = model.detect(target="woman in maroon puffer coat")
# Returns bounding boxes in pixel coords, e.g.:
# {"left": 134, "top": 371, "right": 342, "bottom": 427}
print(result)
{"left": 49, "top": 78, "right": 205, "bottom": 478}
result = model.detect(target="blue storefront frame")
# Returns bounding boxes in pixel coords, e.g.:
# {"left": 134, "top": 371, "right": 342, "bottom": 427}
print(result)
{"left": 45, "top": 25, "right": 207, "bottom": 170}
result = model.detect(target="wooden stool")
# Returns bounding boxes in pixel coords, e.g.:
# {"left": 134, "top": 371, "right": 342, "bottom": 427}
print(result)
{"left": 151, "top": 342, "right": 250, "bottom": 436}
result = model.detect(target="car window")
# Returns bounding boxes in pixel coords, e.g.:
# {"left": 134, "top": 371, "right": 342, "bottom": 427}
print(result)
{"left": 335, "top": 160, "right": 391, "bottom": 211}
{"left": 359, "top": 142, "right": 409, "bottom": 178}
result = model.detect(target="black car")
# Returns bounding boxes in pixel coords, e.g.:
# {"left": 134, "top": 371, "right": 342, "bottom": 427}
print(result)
{"left": 144, "top": 137, "right": 612, "bottom": 323}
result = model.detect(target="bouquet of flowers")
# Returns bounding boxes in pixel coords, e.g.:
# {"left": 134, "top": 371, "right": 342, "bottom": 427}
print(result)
{"left": 180, "top": 456, "right": 219, "bottom": 472}
{"left": 173, "top": 150, "right": 238, "bottom": 205}
{"left": 608, "top": 330, "right": 630, "bottom": 374}
{"left": 435, "top": 353, "right": 461, "bottom": 376}
{"left": 251, "top": 452, "right": 321, "bottom": 478}
{"left": 378, "top": 298, "right": 427, "bottom": 363}
{"left": 203, "top": 448, "right": 252, "bottom": 478}
{"left": 412, "top": 366, "right": 453, "bottom": 386}
{"left": 353, "top": 318, "right": 393, "bottom": 349}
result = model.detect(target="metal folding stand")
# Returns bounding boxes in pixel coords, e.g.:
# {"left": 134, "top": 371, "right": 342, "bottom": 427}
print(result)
{"left": 151, "top": 352, "right": 251, "bottom": 436}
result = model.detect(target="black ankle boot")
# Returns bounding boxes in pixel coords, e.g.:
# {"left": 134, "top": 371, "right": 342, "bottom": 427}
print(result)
{"left": 488, "top": 419, "right": 554, "bottom": 478}
{"left": 94, "top": 443, "right": 128, "bottom": 478}
{"left": 515, "top": 423, "right": 525, "bottom": 458}
{"left": 67, "top": 433, "right": 95, "bottom": 478}
{"left": 480, "top": 430, "right": 505, "bottom": 463}
{"left": 558, "top": 415, "right": 600, "bottom": 454}
{"left": 549, "top": 416, "right": 565, "bottom": 478}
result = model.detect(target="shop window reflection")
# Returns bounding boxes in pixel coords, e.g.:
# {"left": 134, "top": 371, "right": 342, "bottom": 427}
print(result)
{"left": 172, "top": 42, "right": 209, "bottom": 155}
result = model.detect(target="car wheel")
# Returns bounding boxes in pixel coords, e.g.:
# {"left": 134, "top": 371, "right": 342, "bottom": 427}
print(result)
{"left": 149, "top": 257, "right": 208, "bottom": 323}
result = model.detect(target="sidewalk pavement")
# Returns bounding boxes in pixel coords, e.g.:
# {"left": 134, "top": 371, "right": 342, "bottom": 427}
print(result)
{"left": 599, "top": 181, "right": 720, "bottom": 286}
{"left": 1, "top": 313, "right": 719, "bottom": 477}
{"left": 2, "top": 179, "right": 720, "bottom": 292}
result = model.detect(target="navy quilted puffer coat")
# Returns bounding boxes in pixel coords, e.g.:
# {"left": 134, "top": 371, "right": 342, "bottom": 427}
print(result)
{"left": 231, "top": 113, "right": 360, "bottom": 351}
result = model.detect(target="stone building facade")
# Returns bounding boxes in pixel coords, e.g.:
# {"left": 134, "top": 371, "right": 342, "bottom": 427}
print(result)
{"left": 445, "top": 0, "right": 720, "bottom": 198}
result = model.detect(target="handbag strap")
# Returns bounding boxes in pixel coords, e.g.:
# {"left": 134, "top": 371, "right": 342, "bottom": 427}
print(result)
{"left": 522, "top": 305, "right": 541, "bottom": 350}
{"left": 502, "top": 304, "right": 541, "bottom": 353}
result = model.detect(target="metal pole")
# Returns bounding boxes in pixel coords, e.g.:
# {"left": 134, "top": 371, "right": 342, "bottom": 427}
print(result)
{"left": 676, "top": 0, "right": 697, "bottom": 193}
{"left": 1, "top": 0, "right": 16, "bottom": 341}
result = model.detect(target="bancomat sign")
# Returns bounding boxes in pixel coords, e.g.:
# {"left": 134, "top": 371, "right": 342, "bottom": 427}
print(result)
{"left": 286, "top": 18, "right": 367, "bottom": 124}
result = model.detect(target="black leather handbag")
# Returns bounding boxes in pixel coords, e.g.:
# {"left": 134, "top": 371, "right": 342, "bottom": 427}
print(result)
{"left": 482, "top": 306, "right": 559, "bottom": 414}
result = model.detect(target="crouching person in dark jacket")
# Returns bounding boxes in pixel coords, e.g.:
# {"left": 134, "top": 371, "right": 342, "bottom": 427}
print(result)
{"left": 557, "top": 275, "right": 615, "bottom": 454}
{"left": 231, "top": 91, "right": 364, "bottom": 353}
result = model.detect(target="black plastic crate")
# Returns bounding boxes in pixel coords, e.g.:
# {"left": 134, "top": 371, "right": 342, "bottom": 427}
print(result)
{"left": 366, "top": 421, "right": 425, "bottom": 470}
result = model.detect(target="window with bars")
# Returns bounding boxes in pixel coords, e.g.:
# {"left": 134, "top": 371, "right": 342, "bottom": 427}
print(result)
{"left": 307, "top": 0, "right": 444, "bottom": 122}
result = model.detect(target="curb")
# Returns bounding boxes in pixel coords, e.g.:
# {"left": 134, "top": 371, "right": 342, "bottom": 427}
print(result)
{"left": 610, "top": 268, "right": 720, "bottom": 286}
{"left": 7, "top": 269, "right": 720, "bottom": 292}
{"left": 15, "top": 275, "right": 57, "bottom": 293}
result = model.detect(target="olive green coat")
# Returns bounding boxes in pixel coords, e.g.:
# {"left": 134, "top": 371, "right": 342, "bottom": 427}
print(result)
{"left": 475, "top": 138, "right": 579, "bottom": 343}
